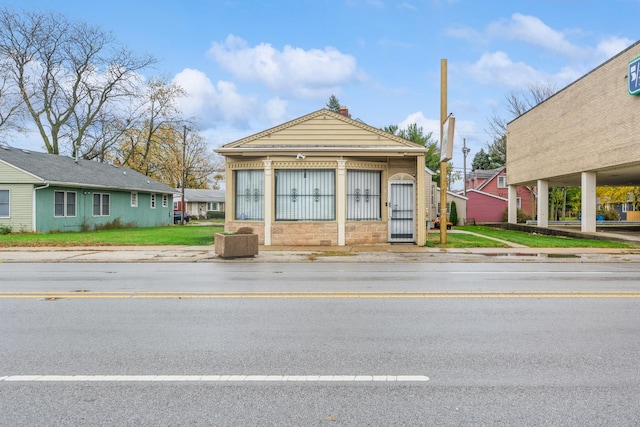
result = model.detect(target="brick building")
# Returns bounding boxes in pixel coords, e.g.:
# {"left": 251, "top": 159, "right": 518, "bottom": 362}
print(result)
{"left": 215, "top": 108, "right": 430, "bottom": 246}
{"left": 507, "top": 40, "right": 640, "bottom": 231}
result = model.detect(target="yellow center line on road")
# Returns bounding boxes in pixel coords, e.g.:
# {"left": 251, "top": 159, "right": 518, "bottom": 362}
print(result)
{"left": 1, "top": 291, "right": 640, "bottom": 299}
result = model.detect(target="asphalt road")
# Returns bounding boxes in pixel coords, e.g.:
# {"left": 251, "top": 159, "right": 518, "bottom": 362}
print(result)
{"left": 2, "top": 262, "right": 640, "bottom": 426}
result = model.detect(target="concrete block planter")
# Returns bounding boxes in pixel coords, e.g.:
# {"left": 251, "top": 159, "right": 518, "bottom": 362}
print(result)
{"left": 215, "top": 232, "right": 259, "bottom": 258}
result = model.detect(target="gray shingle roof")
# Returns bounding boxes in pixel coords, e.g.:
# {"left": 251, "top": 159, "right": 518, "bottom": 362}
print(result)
{"left": 0, "top": 146, "right": 174, "bottom": 193}
{"left": 174, "top": 189, "right": 225, "bottom": 202}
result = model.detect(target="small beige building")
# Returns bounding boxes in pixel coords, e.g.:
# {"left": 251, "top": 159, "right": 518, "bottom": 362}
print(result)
{"left": 507, "top": 40, "right": 640, "bottom": 231}
{"left": 215, "top": 108, "right": 429, "bottom": 246}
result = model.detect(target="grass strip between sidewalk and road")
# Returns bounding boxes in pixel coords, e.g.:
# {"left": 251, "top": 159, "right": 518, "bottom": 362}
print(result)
{"left": 0, "top": 224, "right": 636, "bottom": 249}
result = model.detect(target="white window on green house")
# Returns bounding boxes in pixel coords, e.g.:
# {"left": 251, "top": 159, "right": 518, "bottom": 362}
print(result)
{"left": 162, "top": 194, "right": 169, "bottom": 207}
{"left": 235, "top": 170, "right": 264, "bottom": 220}
{"left": 207, "top": 202, "right": 219, "bottom": 211}
{"left": 93, "top": 193, "right": 110, "bottom": 216}
{"left": 0, "top": 189, "right": 9, "bottom": 217}
{"left": 150, "top": 194, "right": 156, "bottom": 209}
{"left": 54, "top": 191, "right": 76, "bottom": 217}
{"left": 131, "top": 192, "right": 138, "bottom": 207}
{"left": 347, "top": 170, "right": 381, "bottom": 220}
{"left": 275, "top": 169, "right": 335, "bottom": 221}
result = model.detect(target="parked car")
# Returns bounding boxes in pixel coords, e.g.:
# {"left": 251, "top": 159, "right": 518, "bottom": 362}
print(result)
{"left": 174, "top": 211, "right": 190, "bottom": 224}
{"left": 433, "top": 217, "right": 452, "bottom": 230}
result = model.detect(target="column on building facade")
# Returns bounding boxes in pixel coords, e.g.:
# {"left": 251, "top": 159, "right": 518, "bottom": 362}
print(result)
{"left": 336, "top": 160, "right": 347, "bottom": 246}
{"left": 263, "top": 160, "right": 273, "bottom": 246}
{"left": 507, "top": 185, "right": 518, "bottom": 224}
{"left": 581, "top": 171, "right": 597, "bottom": 232}
{"left": 416, "top": 158, "right": 427, "bottom": 245}
{"left": 537, "top": 179, "right": 549, "bottom": 228}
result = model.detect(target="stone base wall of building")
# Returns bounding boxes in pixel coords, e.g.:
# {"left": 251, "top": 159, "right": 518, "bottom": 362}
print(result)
{"left": 271, "top": 222, "right": 338, "bottom": 246}
{"left": 225, "top": 221, "right": 266, "bottom": 244}
{"left": 345, "top": 222, "right": 387, "bottom": 245}
{"left": 225, "top": 221, "right": 390, "bottom": 246}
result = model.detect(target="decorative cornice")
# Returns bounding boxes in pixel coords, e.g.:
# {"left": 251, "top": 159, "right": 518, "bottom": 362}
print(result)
{"left": 220, "top": 109, "right": 424, "bottom": 149}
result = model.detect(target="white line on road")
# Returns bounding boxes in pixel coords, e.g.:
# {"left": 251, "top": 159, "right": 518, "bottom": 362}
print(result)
{"left": 0, "top": 375, "right": 429, "bottom": 383}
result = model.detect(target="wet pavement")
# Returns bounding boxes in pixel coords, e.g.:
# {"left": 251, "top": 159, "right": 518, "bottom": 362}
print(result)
{"left": 1, "top": 244, "right": 640, "bottom": 263}
{"left": 1, "top": 229, "right": 639, "bottom": 264}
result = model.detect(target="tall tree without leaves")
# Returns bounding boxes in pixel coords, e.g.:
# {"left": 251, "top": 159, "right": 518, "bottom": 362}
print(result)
{"left": 0, "top": 8, "right": 155, "bottom": 156}
{"left": 486, "top": 82, "right": 557, "bottom": 166}
{"left": 114, "top": 78, "right": 217, "bottom": 188}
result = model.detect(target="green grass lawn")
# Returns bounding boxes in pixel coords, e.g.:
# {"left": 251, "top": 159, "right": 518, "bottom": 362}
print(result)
{"left": 429, "top": 225, "right": 637, "bottom": 249}
{"left": 0, "top": 224, "right": 224, "bottom": 247}
{"left": 0, "top": 223, "right": 636, "bottom": 248}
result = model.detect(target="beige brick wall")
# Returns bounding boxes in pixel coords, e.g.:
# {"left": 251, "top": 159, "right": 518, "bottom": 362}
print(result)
{"left": 271, "top": 222, "right": 338, "bottom": 246}
{"left": 226, "top": 221, "right": 389, "bottom": 245}
{"left": 345, "top": 222, "right": 388, "bottom": 245}
{"left": 507, "top": 42, "right": 640, "bottom": 185}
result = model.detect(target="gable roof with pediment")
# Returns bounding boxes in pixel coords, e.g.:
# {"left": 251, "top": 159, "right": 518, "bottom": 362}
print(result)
{"left": 216, "top": 109, "right": 427, "bottom": 155}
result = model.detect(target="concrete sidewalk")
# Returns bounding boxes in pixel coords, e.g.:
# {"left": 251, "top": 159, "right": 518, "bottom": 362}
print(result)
{"left": 1, "top": 243, "right": 640, "bottom": 263}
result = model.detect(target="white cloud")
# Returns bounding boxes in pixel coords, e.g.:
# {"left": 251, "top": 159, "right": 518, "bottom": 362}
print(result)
{"left": 398, "top": 111, "right": 441, "bottom": 137}
{"left": 173, "top": 68, "right": 256, "bottom": 128}
{"left": 594, "top": 36, "right": 635, "bottom": 62}
{"left": 207, "top": 34, "right": 363, "bottom": 98}
{"left": 262, "top": 97, "right": 288, "bottom": 125}
{"left": 467, "top": 51, "right": 542, "bottom": 88}
{"left": 487, "top": 13, "right": 584, "bottom": 58}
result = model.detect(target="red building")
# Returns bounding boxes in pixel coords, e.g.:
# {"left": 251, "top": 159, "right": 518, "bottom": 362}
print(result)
{"left": 465, "top": 167, "right": 535, "bottom": 223}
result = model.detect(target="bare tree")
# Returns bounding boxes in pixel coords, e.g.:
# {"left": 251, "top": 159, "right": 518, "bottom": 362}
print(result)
{"left": 487, "top": 81, "right": 557, "bottom": 141}
{"left": 157, "top": 127, "right": 216, "bottom": 189}
{"left": 0, "top": 8, "right": 155, "bottom": 155}
{"left": 115, "top": 77, "right": 187, "bottom": 175}
{"left": 0, "top": 52, "right": 25, "bottom": 138}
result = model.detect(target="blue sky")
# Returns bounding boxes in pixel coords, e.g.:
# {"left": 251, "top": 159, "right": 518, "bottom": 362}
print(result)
{"left": 11, "top": 0, "right": 638, "bottom": 178}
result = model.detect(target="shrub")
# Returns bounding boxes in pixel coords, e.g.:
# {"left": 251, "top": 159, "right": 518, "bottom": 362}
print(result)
{"left": 449, "top": 201, "right": 459, "bottom": 226}
{"left": 207, "top": 211, "right": 225, "bottom": 219}
{"left": 501, "top": 208, "right": 532, "bottom": 223}
{"left": 0, "top": 225, "right": 11, "bottom": 235}
{"left": 94, "top": 217, "right": 136, "bottom": 231}
{"left": 604, "top": 209, "right": 620, "bottom": 221}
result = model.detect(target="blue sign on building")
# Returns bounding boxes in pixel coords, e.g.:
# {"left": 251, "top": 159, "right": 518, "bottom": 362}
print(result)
{"left": 629, "top": 56, "right": 640, "bottom": 95}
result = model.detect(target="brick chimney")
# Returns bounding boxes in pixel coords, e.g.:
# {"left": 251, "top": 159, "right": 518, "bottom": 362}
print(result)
{"left": 339, "top": 106, "right": 349, "bottom": 117}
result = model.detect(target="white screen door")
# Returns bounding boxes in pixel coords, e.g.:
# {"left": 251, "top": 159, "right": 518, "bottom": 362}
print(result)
{"left": 388, "top": 181, "right": 415, "bottom": 242}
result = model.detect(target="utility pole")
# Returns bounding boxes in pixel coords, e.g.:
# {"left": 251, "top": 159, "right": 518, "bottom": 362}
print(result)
{"left": 440, "top": 59, "right": 448, "bottom": 245}
{"left": 462, "top": 138, "right": 470, "bottom": 196}
{"left": 181, "top": 125, "right": 187, "bottom": 225}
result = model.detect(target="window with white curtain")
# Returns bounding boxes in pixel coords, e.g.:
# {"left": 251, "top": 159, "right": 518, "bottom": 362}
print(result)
{"left": 235, "top": 170, "right": 264, "bottom": 220}
{"left": 347, "top": 170, "right": 381, "bottom": 220}
{"left": 275, "top": 169, "right": 335, "bottom": 221}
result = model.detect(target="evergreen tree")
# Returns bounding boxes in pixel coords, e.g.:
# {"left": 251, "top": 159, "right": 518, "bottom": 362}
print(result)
{"left": 326, "top": 95, "right": 341, "bottom": 112}
{"left": 449, "top": 201, "right": 459, "bottom": 226}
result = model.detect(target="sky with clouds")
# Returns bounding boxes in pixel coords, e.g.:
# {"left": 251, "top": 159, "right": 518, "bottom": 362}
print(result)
{"left": 11, "top": 0, "right": 639, "bottom": 177}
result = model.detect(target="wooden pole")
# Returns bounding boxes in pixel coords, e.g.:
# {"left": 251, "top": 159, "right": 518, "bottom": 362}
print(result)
{"left": 440, "top": 59, "right": 447, "bottom": 244}
{"left": 181, "top": 126, "right": 187, "bottom": 225}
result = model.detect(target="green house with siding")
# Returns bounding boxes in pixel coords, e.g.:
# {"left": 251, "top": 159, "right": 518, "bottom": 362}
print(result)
{"left": 0, "top": 146, "right": 174, "bottom": 233}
